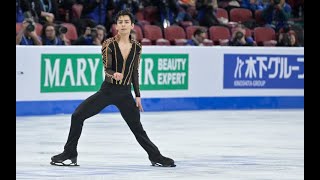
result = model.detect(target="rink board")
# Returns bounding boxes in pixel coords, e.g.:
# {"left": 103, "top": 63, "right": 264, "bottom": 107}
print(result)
{"left": 16, "top": 46, "right": 304, "bottom": 116}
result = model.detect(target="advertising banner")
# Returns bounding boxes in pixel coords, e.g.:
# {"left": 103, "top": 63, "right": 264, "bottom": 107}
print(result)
{"left": 40, "top": 53, "right": 189, "bottom": 92}
{"left": 223, "top": 54, "right": 304, "bottom": 89}
{"left": 140, "top": 54, "right": 188, "bottom": 90}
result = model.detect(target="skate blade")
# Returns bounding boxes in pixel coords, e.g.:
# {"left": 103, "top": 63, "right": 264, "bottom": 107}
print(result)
{"left": 151, "top": 162, "right": 176, "bottom": 167}
{"left": 50, "top": 161, "right": 79, "bottom": 166}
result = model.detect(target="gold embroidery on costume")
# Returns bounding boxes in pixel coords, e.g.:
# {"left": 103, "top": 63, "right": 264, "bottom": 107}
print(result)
{"left": 135, "top": 48, "right": 142, "bottom": 95}
{"left": 124, "top": 43, "right": 136, "bottom": 85}
{"left": 102, "top": 38, "right": 114, "bottom": 79}
{"left": 113, "top": 41, "right": 118, "bottom": 84}
{"left": 127, "top": 41, "right": 141, "bottom": 85}
{"left": 119, "top": 42, "right": 132, "bottom": 84}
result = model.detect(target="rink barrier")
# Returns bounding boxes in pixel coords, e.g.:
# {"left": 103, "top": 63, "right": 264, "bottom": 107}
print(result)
{"left": 16, "top": 46, "right": 304, "bottom": 116}
{"left": 16, "top": 96, "right": 303, "bottom": 116}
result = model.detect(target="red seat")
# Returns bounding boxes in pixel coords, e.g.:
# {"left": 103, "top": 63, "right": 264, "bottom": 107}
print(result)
{"left": 174, "top": 39, "right": 187, "bottom": 46}
{"left": 35, "top": 23, "right": 43, "bottom": 35}
{"left": 16, "top": 22, "right": 43, "bottom": 36}
{"left": 143, "top": 25, "right": 169, "bottom": 45}
{"left": 141, "top": 38, "right": 152, "bottom": 45}
{"left": 230, "top": 8, "right": 253, "bottom": 23}
{"left": 61, "top": 23, "right": 78, "bottom": 41}
{"left": 156, "top": 38, "right": 171, "bottom": 46}
{"left": 262, "top": 41, "right": 277, "bottom": 46}
{"left": 209, "top": 26, "right": 231, "bottom": 45}
{"left": 216, "top": 8, "right": 229, "bottom": 20}
{"left": 253, "top": 27, "right": 276, "bottom": 46}
{"left": 164, "top": 25, "right": 187, "bottom": 45}
{"left": 16, "top": 23, "right": 22, "bottom": 34}
{"left": 133, "top": 25, "right": 144, "bottom": 42}
{"left": 142, "top": 25, "right": 163, "bottom": 41}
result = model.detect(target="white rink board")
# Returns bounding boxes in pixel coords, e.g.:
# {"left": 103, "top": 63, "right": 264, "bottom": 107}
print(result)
{"left": 16, "top": 46, "right": 304, "bottom": 101}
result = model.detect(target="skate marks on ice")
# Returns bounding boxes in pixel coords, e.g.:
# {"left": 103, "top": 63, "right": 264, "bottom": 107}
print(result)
{"left": 16, "top": 110, "right": 304, "bottom": 180}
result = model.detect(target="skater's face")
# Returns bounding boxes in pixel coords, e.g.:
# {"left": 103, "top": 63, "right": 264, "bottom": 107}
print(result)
{"left": 116, "top": 15, "right": 134, "bottom": 35}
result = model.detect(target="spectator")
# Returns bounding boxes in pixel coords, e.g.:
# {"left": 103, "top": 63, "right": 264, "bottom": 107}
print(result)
{"left": 39, "top": 0, "right": 59, "bottom": 24}
{"left": 92, "top": 25, "right": 107, "bottom": 45}
{"left": 16, "top": 18, "right": 42, "bottom": 45}
{"left": 80, "top": 0, "right": 115, "bottom": 32}
{"left": 72, "top": 26, "right": 92, "bottom": 45}
{"left": 277, "top": 25, "right": 297, "bottom": 47}
{"left": 153, "top": 0, "right": 182, "bottom": 28}
{"left": 262, "top": 0, "right": 292, "bottom": 32}
{"left": 287, "top": 0, "right": 304, "bottom": 18}
{"left": 196, "top": 0, "right": 226, "bottom": 28}
{"left": 16, "top": 0, "right": 30, "bottom": 22}
{"left": 41, "top": 23, "right": 68, "bottom": 45}
{"left": 72, "top": 24, "right": 107, "bottom": 45}
{"left": 114, "top": 0, "right": 140, "bottom": 16}
{"left": 240, "top": 0, "right": 265, "bottom": 12}
{"left": 141, "top": 0, "right": 153, "bottom": 7}
{"left": 218, "top": 0, "right": 241, "bottom": 13}
{"left": 228, "top": 24, "right": 254, "bottom": 46}
{"left": 177, "top": 0, "right": 197, "bottom": 25}
{"left": 55, "top": 0, "right": 76, "bottom": 22}
{"left": 25, "top": 0, "right": 59, "bottom": 24}
{"left": 186, "top": 28, "right": 206, "bottom": 46}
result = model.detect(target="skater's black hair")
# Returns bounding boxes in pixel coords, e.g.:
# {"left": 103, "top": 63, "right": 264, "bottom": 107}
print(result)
{"left": 114, "top": 9, "right": 135, "bottom": 24}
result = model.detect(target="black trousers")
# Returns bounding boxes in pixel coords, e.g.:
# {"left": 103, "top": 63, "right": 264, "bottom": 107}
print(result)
{"left": 63, "top": 80, "right": 161, "bottom": 159}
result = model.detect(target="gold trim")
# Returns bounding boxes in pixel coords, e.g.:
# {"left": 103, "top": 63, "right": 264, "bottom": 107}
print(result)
{"left": 102, "top": 39, "right": 114, "bottom": 79}
{"left": 119, "top": 43, "right": 132, "bottom": 84}
{"left": 113, "top": 41, "right": 118, "bottom": 84}
{"left": 124, "top": 43, "right": 136, "bottom": 85}
{"left": 127, "top": 44, "right": 141, "bottom": 85}
{"left": 126, "top": 64, "right": 134, "bottom": 85}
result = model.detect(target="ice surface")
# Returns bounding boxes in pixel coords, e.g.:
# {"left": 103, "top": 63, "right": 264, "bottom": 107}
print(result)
{"left": 16, "top": 110, "right": 304, "bottom": 180}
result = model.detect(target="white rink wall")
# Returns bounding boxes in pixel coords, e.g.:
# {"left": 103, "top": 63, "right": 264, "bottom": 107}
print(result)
{"left": 16, "top": 46, "right": 304, "bottom": 116}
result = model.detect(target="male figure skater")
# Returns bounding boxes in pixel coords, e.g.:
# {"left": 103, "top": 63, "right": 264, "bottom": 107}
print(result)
{"left": 50, "top": 9, "right": 176, "bottom": 167}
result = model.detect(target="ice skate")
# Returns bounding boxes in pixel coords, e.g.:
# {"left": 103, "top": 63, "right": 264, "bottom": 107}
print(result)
{"left": 149, "top": 155, "right": 176, "bottom": 167}
{"left": 50, "top": 151, "right": 79, "bottom": 166}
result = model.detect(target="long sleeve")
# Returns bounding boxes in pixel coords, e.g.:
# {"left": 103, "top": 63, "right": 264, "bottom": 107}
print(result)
{"left": 102, "top": 43, "right": 116, "bottom": 78}
{"left": 132, "top": 47, "right": 141, "bottom": 97}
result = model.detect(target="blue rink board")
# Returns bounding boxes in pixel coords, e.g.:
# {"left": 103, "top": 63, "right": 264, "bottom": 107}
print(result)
{"left": 16, "top": 96, "right": 304, "bottom": 116}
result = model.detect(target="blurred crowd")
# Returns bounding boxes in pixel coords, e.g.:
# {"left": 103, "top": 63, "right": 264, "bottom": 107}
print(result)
{"left": 16, "top": 0, "right": 304, "bottom": 46}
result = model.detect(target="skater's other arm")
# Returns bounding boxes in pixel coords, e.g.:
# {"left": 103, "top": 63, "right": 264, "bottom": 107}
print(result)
{"left": 132, "top": 45, "right": 143, "bottom": 111}
{"left": 102, "top": 42, "right": 117, "bottom": 78}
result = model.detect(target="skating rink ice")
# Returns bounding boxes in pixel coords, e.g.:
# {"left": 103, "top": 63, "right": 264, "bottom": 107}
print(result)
{"left": 16, "top": 110, "right": 304, "bottom": 180}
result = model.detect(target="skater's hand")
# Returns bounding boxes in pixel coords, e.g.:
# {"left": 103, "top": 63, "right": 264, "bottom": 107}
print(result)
{"left": 113, "top": 72, "right": 123, "bottom": 81}
{"left": 136, "top": 97, "right": 144, "bottom": 112}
